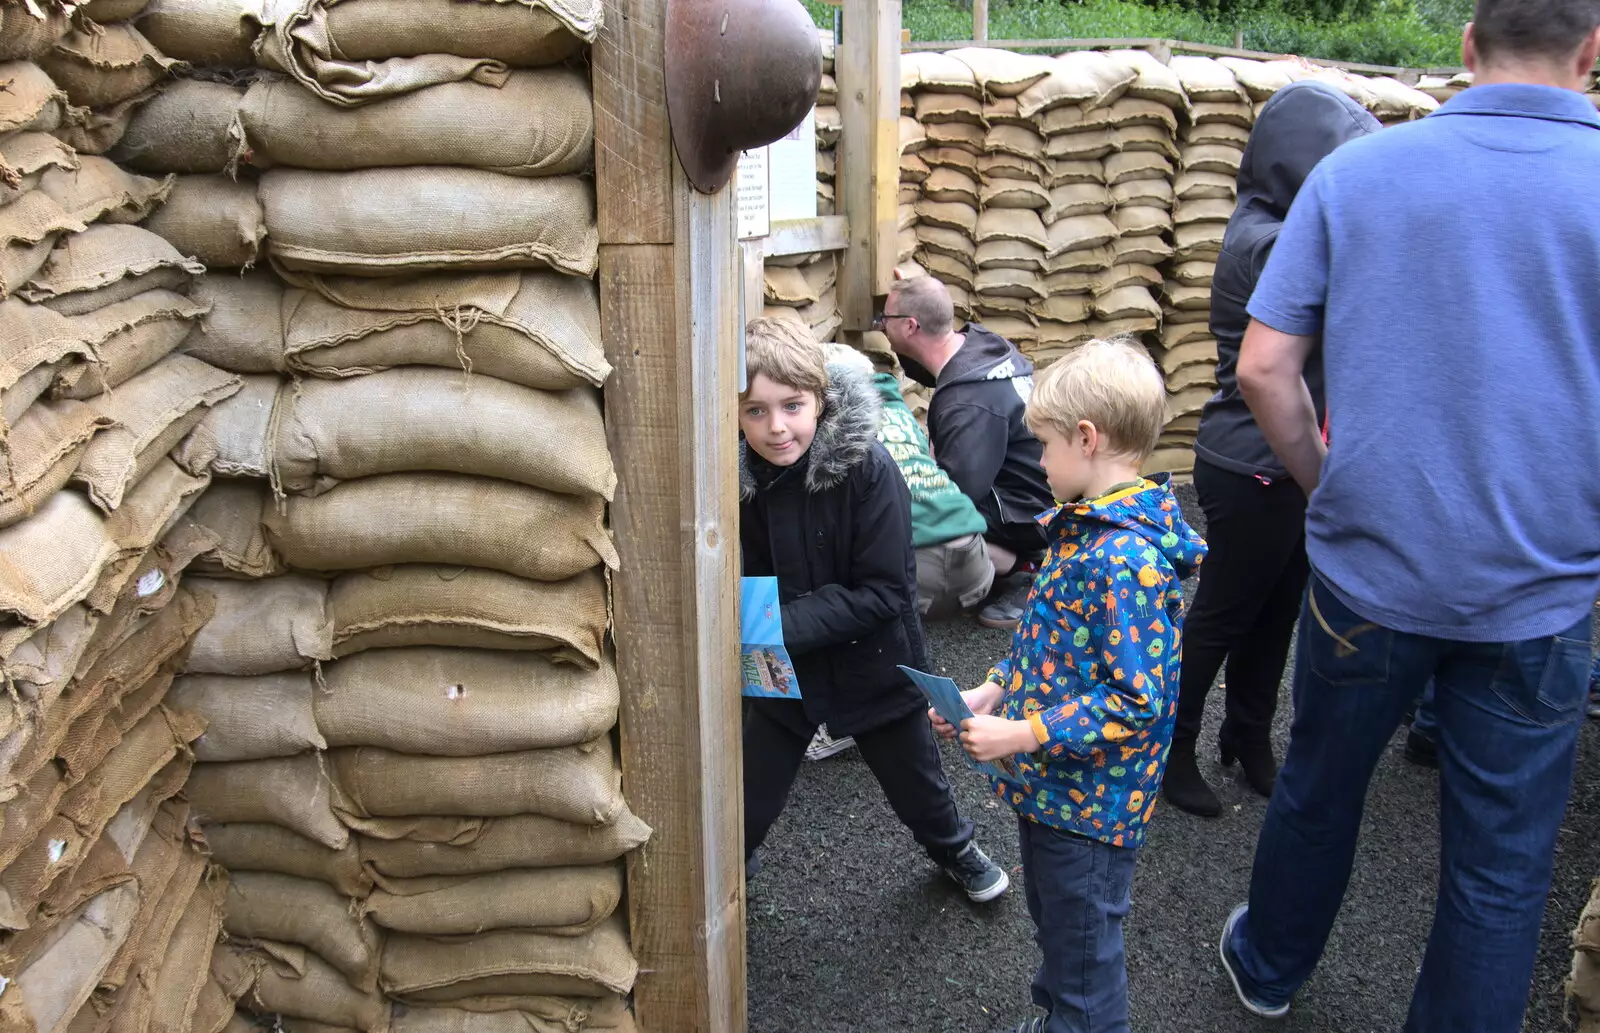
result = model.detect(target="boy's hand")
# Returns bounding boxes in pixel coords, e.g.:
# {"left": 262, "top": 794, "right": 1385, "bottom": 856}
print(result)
{"left": 929, "top": 680, "right": 1005, "bottom": 739}
{"left": 960, "top": 715, "right": 1040, "bottom": 763}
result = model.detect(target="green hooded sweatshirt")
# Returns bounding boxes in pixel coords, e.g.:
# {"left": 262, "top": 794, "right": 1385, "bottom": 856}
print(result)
{"left": 872, "top": 372, "right": 989, "bottom": 548}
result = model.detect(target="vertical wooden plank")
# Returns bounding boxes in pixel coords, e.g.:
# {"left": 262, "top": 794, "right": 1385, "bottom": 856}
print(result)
{"left": 594, "top": 0, "right": 746, "bottom": 1029}
{"left": 594, "top": 0, "right": 674, "bottom": 244}
{"left": 972, "top": 0, "right": 988, "bottom": 43}
{"left": 675, "top": 171, "right": 746, "bottom": 1033}
{"left": 837, "top": 0, "right": 903, "bottom": 333}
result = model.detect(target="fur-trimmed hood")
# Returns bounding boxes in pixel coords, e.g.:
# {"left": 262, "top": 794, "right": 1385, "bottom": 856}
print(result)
{"left": 739, "top": 360, "right": 883, "bottom": 499}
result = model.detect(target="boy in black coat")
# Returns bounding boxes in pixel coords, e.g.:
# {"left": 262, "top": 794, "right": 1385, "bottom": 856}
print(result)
{"left": 738, "top": 317, "right": 1008, "bottom": 902}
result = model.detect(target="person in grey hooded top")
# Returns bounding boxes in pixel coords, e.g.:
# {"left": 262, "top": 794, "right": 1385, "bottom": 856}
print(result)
{"left": 1161, "top": 82, "right": 1380, "bottom": 819}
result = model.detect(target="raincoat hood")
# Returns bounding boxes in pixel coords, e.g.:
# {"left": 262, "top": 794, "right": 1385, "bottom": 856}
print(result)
{"left": 1045, "top": 475, "right": 1206, "bottom": 581}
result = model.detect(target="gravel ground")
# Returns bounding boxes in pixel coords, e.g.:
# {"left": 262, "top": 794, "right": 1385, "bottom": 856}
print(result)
{"left": 747, "top": 482, "right": 1600, "bottom": 1033}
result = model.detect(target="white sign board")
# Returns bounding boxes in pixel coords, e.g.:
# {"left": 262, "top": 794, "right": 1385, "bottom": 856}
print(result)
{"left": 736, "top": 147, "right": 769, "bottom": 241}
{"left": 768, "top": 107, "right": 818, "bottom": 224}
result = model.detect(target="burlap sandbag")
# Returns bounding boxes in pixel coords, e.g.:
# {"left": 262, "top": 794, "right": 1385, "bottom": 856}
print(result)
{"left": 145, "top": 877, "right": 226, "bottom": 1033}
{"left": 0, "top": 399, "right": 110, "bottom": 528}
{"left": 279, "top": 270, "right": 606, "bottom": 389}
{"left": 240, "top": 69, "right": 591, "bottom": 176}
{"left": 1113, "top": 205, "right": 1172, "bottom": 239}
{"left": 918, "top": 252, "right": 975, "bottom": 292}
{"left": 255, "top": 0, "right": 599, "bottom": 106}
{"left": 261, "top": 168, "right": 597, "bottom": 276}
{"left": 169, "top": 671, "right": 325, "bottom": 762}
{"left": 179, "top": 574, "right": 331, "bottom": 676}
{"left": 976, "top": 208, "right": 1048, "bottom": 250}
{"left": 139, "top": 0, "right": 264, "bottom": 67}
{"left": 979, "top": 178, "right": 1048, "bottom": 212}
{"left": 186, "top": 753, "right": 351, "bottom": 849}
{"left": 331, "top": 739, "right": 624, "bottom": 825}
{"left": 1111, "top": 177, "right": 1174, "bottom": 210}
{"left": 51, "top": 289, "right": 207, "bottom": 402}
{"left": 913, "top": 92, "right": 983, "bottom": 126}
{"left": 391, "top": 1000, "right": 636, "bottom": 1033}
{"left": 269, "top": 370, "right": 613, "bottom": 499}
{"left": 52, "top": 91, "right": 156, "bottom": 157}
{"left": 1104, "top": 151, "right": 1171, "bottom": 185}
{"left": 36, "top": 156, "right": 172, "bottom": 227}
{"left": 0, "top": 307, "right": 64, "bottom": 416}
{"left": 112, "top": 80, "right": 247, "bottom": 175}
{"left": 71, "top": 354, "right": 241, "bottom": 512}
{"left": 367, "top": 866, "right": 621, "bottom": 938}
{"left": 0, "top": 884, "right": 140, "bottom": 1033}
{"left": 172, "top": 373, "right": 283, "bottom": 480}
{"left": 315, "top": 649, "right": 617, "bottom": 756}
{"left": 1093, "top": 286, "right": 1162, "bottom": 322}
{"left": 1, "top": 190, "right": 87, "bottom": 259}
{"left": 2, "top": 233, "right": 62, "bottom": 299}
{"left": 1181, "top": 144, "right": 1244, "bottom": 178}
{"left": 355, "top": 809, "right": 649, "bottom": 879}
{"left": 914, "top": 224, "right": 972, "bottom": 264}
{"left": 182, "top": 478, "right": 284, "bottom": 579}
{"left": 1045, "top": 183, "right": 1112, "bottom": 222}
{"left": 946, "top": 47, "right": 1055, "bottom": 98}
{"left": 0, "top": 61, "right": 69, "bottom": 137}
{"left": 181, "top": 272, "right": 288, "bottom": 375}
{"left": 327, "top": 566, "right": 605, "bottom": 664}
{"left": 1016, "top": 51, "right": 1136, "bottom": 118}
{"left": 0, "top": 7, "right": 70, "bottom": 63}
{"left": 238, "top": 943, "right": 390, "bottom": 1032}
{"left": 263, "top": 472, "right": 617, "bottom": 582}
{"left": 19, "top": 224, "right": 204, "bottom": 316}
{"left": 1576, "top": 880, "right": 1600, "bottom": 957}
{"left": 381, "top": 917, "right": 636, "bottom": 1001}
{"left": 975, "top": 240, "right": 1046, "bottom": 273}
{"left": 144, "top": 175, "right": 266, "bottom": 270}
{"left": 37, "top": 24, "right": 176, "bottom": 110}
{"left": 225, "top": 872, "right": 380, "bottom": 991}
{"left": 0, "top": 133, "right": 79, "bottom": 207}
{"left": 0, "top": 489, "right": 116, "bottom": 625}
{"left": 203, "top": 822, "right": 370, "bottom": 898}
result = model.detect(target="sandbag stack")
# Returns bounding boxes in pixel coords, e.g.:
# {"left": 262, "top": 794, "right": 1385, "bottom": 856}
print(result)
{"left": 816, "top": 31, "right": 839, "bottom": 216}
{"left": 2, "top": 11, "right": 245, "bottom": 1031}
{"left": 108, "top": 2, "right": 651, "bottom": 1031}
{"left": 1573, "top": 880, "right": 1600, "bottom": 1033}
{"left": 763, "top": 251, "right": 842, "bottom": 344}
{"left": 885, "top": 44, "right": 1469, "bottom": 475}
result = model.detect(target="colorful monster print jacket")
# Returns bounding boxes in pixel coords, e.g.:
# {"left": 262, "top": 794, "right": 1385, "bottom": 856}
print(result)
{"left": 985, "top": 476, "right": 1206, "bottom": 848}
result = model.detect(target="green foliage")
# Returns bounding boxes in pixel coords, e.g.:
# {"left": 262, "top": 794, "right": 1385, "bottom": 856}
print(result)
{"left": 797, "top": 0, "right": 1467, "bottom": 68}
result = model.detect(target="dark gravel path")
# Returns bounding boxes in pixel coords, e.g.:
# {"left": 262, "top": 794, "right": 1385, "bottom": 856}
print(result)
{"left": 747, "top": 483, "right": 1599, "bottom": 1033}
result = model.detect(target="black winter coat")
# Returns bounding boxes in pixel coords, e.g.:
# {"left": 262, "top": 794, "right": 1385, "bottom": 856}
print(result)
{"left": 739, "top": 363, "right": 930, "bottom": 738}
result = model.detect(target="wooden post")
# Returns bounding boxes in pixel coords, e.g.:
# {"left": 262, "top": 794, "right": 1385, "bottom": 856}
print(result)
{"left": 973, "top": 0, "right": 988, "bottom": 43}
{"left": 593, "top": 1, "right": 746, "bottom": 1030}
{"left": 836, "top": 0, "right": 902, "bottom": 337}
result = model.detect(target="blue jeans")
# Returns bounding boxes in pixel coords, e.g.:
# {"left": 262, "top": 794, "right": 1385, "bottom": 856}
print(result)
{"left": 1019, "top": 817, "right": 1139, "bottom": 1033}
{"left": 1413, "top": 679, "right": 1437, "bottom": 741}
{"left": 1229, "top": 573, "right": 1593, "bottom": 1033}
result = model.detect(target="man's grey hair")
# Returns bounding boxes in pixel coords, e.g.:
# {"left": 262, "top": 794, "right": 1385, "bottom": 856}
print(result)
{"left": 889, "top": 275, "right": 955, "bottom": 338}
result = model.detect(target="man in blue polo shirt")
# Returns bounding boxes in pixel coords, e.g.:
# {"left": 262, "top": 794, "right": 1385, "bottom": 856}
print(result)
{"left": 1215, "top": 2, "right": 1600, "bottom": 1030}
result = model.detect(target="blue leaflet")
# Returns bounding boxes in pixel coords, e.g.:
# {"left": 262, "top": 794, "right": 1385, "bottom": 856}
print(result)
{"left": 741, "top": 577, "right": 800, "bottom": 698}
{"left": 899, "top": 666, "right": 1030, "bottom": 787}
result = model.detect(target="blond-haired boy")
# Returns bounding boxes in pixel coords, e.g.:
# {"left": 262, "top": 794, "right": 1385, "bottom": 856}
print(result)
{"left": 932, "top": 338, "right": 1208, "bottom": 1033}
{"left": 738, "top": 318, "right": 1007, "bottom": 900}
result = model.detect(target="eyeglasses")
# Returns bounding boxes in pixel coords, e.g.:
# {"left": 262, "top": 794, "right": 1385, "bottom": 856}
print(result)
{"left": 871, "top": 312, "right": 914, "bottom": 332}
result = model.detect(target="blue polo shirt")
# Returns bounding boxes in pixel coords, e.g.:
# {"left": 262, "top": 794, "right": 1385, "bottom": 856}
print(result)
{"left": 1249, "top": 84, "right": 1600, "bottom": 642}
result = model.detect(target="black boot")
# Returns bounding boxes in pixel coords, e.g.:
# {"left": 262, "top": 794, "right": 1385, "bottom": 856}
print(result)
{"left": 1162, "top": 738, "right": 1221, "bottom": 817}
{"left": 1219, "top": 726, "right": 1278, "bottom": 798}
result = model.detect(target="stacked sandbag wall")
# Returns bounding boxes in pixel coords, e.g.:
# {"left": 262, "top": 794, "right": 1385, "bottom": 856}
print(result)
{"left": 762, "top": 31, "right": 842, "bottom": 344}
{"left": 890, "top": 44, "right": 1438, "bottom": 476}
{"left": 1419, "top": 65, "right": 1600, "bottom": 110}
{"left": 110, "top": 2, "right": 653, "bottom": 1031}
{"left": 2, "top": 2, "right": 244, "bottom": 1031}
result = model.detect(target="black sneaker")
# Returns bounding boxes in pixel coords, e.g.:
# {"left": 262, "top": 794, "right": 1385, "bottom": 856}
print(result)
{"left": 1404, "top": 729, "right": 1439, "bottom": 769}
{"left": 939, "top": 843, "right": 1010, "bottom": 902}
{"left": 977, "top": 576, "right": 1033, "bottom": 631}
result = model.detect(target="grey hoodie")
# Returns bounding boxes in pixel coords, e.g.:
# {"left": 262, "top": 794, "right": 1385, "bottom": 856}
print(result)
{"left": 1193, "top": 81, "right": 1381, "bottom": 480}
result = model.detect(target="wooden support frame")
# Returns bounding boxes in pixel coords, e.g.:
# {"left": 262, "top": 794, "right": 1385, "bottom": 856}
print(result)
{"left": 594, "top": 0, "right": 746, "bottom": 1030}
{"left": 836, "top": 0, "right": 902, "bottom": 336}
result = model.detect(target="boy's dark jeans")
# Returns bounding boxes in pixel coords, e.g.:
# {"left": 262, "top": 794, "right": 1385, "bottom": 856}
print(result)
{"left": 743, "top": 699, "right": 973, "bottom": 864}
{"left": 1229, "top": 573, "right": 1593, "bottom": 1033}
{"left": 1019, "top": 817, "right": 1138, "bottom": 1033}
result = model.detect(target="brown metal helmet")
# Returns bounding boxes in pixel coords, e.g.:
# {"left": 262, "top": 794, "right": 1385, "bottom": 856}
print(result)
{"left": 665, "top": 0, "right": 823, "bottom": 194}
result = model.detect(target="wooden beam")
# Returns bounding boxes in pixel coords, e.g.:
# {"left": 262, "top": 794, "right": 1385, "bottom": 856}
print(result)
{"left": 594, "top": 1, "right": 747, "bottom": 1031}
{"left": 972, "top": 0, "right": 988, "bottom": 43}
{"left": 764, "top": 215, "right": 849, "bottom": 257}
{"left": 837, "top": 0, "right": 901, "bottom": 334}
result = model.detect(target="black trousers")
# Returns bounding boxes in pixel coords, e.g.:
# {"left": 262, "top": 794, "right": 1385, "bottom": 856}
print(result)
{"left": 743, "top": 698, "right": 974, "bottom": 864}
{"left": 1174, "top": 457, "right": 1309, "bottom": 746}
